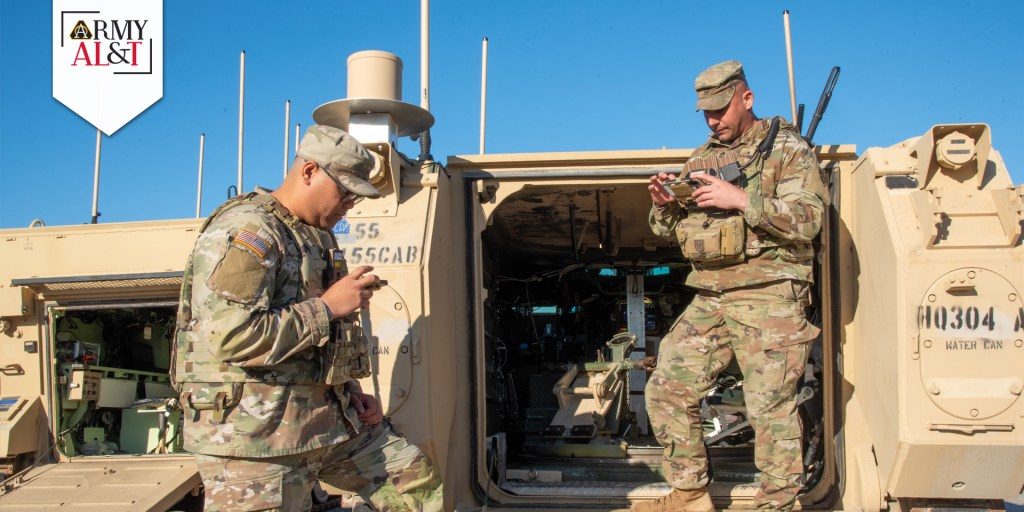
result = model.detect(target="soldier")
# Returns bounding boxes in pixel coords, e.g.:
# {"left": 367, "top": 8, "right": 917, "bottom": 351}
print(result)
{"left": 171, "top": 124, "right": 443, "bottom": 511}
{"left": 637, "top": 61, "right": 827, "bottom": 512}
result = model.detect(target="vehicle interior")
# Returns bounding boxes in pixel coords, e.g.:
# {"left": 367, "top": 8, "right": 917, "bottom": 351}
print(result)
{"left": 477, "top": 181, "right": 828, "bottom": 501}
{"left": 49, "top": 303, "right": 185, "bottom": 457}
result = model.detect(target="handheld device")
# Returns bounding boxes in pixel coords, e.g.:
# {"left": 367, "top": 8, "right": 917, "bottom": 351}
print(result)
{"left": 365, "top": 279, "right": 388, "bottom": 291}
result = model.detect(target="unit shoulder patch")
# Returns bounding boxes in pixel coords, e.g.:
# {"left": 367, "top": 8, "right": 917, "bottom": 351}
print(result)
{"left": 206, "top": 224, "right": 277, "bottom": 304}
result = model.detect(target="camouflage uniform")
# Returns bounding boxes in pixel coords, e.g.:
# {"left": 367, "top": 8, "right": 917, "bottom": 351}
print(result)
{"left": 172, "top": 183, "right": 442, "bottom": 511}
{"left": 645, "top": 62, "right": 826, "bottom": 511}
{"left": 194, "top": 422, "right": 441, "bottom": 512}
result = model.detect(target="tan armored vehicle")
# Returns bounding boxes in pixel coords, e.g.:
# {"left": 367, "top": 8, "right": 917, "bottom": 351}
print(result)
{"left": 0, "top": 50, "right": 1022, "bottom": 511}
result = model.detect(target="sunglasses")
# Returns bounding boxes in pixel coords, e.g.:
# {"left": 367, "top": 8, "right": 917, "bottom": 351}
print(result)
{"left": 318, "top": 164, "right": 365, "bottom": 205}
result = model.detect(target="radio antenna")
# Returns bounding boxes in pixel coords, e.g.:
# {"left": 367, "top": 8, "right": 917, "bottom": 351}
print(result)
{"left": 418, "top": 0, "right": 434, "bottom": 161}
{"left": 90, "top": 128, "right": 102, "bottom": 224}
{"left": 480, "top": 37, "right": 489, "bottom": 154}
{"left": 783, "top": 10, "right": 798, "bottom": 125}
{"left": 236, "top": 50, "right": 245, "bottom": 194}
{"left": 420, "top": 0, "right": 430, "bottom": 112}
{"left": 282, "top": 100, "right": 290, "bottom": 178}
{"left": 196, "top": 133, "right": 205, "bottom": 218}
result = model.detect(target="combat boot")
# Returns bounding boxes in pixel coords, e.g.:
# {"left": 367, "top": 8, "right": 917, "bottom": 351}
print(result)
{"left": 631, "top": 487, "right": 715, "bottom": 512}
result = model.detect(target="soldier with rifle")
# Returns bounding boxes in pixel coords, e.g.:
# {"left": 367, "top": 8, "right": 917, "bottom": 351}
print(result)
{"left": 637, "top": 60, "right": 828, "bottom": 512}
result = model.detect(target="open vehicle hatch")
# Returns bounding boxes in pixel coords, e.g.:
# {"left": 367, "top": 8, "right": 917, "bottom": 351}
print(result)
{"left": 0, "top": 458, "right": 200, "bottom": 511}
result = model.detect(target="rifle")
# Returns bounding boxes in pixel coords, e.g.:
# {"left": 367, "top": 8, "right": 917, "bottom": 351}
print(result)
{"left": 804, "top": 66, "right": 840, "bottom": 145}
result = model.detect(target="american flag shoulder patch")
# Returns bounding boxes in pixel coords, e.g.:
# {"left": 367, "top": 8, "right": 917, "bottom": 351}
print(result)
{"left": 232, "top": 229, "right": 272, "bottom": 259}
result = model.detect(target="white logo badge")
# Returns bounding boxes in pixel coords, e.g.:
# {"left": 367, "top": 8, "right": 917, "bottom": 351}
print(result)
{"left": 52, "top": 0, "right": 163, "bottom": 135}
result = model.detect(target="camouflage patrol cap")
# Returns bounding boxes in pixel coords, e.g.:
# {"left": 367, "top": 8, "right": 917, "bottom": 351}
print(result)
{"left": 694, "top": 60, "right": 745, "bottom": 111}
{"left": 296, "top": 124, "right": 380, "bottom": 198}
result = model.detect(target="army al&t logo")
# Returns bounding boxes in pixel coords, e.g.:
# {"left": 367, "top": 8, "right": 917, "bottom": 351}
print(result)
{"left": 52, "top": 0, "right": 163, "bottom": 135}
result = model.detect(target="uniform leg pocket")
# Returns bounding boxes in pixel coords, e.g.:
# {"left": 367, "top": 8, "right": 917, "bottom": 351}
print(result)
{"left": 729, "top": 301, "right": 818, "bottom": 351}
{"left": 760, "top": 418, "right": 805, "bottom": 509}
{"left": 768, "top": 418, "right": 803, "bottom": 469}
{"left": 202, "top": 471, "right": 284, "bottom": 511}
{"left": 195, "top": 450, "right": 323, "bottom": 512}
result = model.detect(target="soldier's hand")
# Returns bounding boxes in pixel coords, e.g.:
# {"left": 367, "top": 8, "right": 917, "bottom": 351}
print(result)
{"left": 649, "top": 172, "right": 678, "bottom": 206}
{"left": 636, "top": 355, "right": 657, "bottom": 372}
{"left": 691, "top": 173, "right": 748, "bottom": 211}
{"left": 351, "top": 391, "right": 383, "bottom": 426}
{"left": 322, "top": 265, "right": 378, "bottom": 318}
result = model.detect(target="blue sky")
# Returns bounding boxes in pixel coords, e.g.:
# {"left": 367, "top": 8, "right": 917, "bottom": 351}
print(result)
{"left": 2, "top": 1, "right": 1022, "bottom": 228}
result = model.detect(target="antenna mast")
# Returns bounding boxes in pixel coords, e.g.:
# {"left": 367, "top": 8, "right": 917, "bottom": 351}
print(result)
{"left": 236, "top": 50, "right": 245, "bottom": 194}
{"left": 196, "top": 133, "right": 205, "bottom": 218}
{"left": 420, "top": 0, "right": 430, "bottom": 111}
{"left": 417, "top": 0, "right": 433, "bottom": 161}
{"left": 480, "top": 37, "right": 488, "bottom": 154}
{"left": 90, "top": 128, "right": 102, "bottom": 224}
{"left": 283, "top": 100, "right": 290, "bottom": 178}
{"left": 783, "top": 10, "right": 798, "bottom": 125}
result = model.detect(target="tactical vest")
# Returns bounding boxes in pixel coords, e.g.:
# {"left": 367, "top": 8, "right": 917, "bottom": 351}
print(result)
{"left": 171, "top": 192, "right": 370, "bottom": 390}
{"left": 674, "top": 120, "right": 815, "bottom": 267}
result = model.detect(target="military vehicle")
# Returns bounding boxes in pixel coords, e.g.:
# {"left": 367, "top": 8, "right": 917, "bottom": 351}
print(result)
{"left": 0, "top": 46, "right": 1022, "bottom": 512}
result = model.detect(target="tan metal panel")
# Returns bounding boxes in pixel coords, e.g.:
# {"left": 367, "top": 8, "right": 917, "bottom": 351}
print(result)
{"left": 888, "top": 443, "right": 1024, "bottom": 498}
{"left": 447, "top": 144, "right": 857, "bottom": 170}
{"left": 0, "top": 458, "right": 200, "bottom": 511}
{"left": 0, "top": 219, "right": 201, "bottom": 285}
{"left": 841, "top": 124, "right": 1024, "bottom": 501}
{"left": 0, "top": 287, "right": 33, "bottom": 318}
{"left": 0, "top": 396, "right": 42, "bottom": 456}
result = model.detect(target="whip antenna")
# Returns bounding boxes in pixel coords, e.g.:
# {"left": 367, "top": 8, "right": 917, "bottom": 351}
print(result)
{"left": 282, "top": 100, "right": 290, "bottom": 178}
{"left": 783, "top": 10, "right": 798, "bottom": 125}
{"left": 480, "top": 37, "right": 489, "bottom": 154}
{"left": 90, "top": 129, "right": 102, "bottom": 224}
{"left": 196, "top": 133, "right": 205, "bottom": 218}
{"left": 236, "top": 50, "right": 245, "bottom": 194}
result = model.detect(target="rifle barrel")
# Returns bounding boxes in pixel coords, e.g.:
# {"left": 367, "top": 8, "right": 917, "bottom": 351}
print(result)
{"left": 804, "top": 66, "right": 840, "bottom": 145}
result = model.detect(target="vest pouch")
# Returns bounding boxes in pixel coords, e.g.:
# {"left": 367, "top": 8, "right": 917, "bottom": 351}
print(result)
{"left": 322, "top": 322, "right": 356, "bottom": 385}
{"left": 718, "top": 215, "right": 746, "bottom": 260}
{"left": 683, "top": 230, "right": 722, "bottom": 261}
{"left": 678, "top": 214, "right": 746, "bottom": 265}
{"left": 350, "top": 324, "right": 371, "bottom": 380}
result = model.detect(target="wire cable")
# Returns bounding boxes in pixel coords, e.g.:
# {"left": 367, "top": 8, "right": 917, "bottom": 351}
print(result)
{"left": 0, "top": 428, "right": 73, "bottom": 494}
